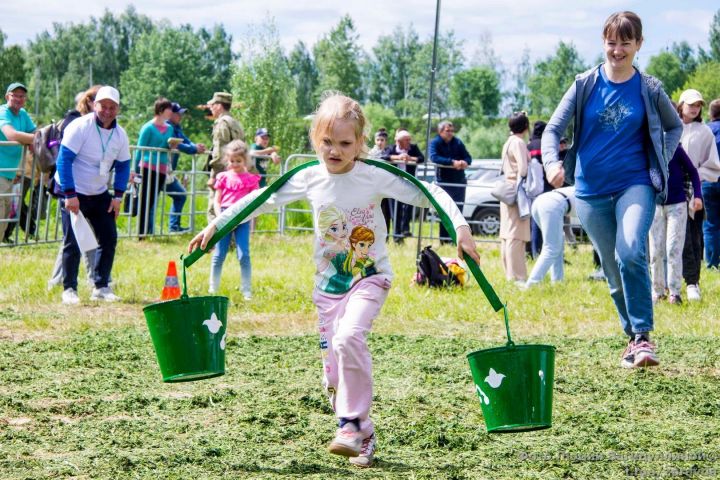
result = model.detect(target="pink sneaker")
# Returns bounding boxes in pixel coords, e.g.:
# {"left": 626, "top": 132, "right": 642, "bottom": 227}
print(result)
{"left": 328, "top": 427, "right": 362, "bottom": 457}
{"left": 633, "top": 340, "right": 660, "bottom": 368}
{"left": 349, "top": 433, "right": 376, "bottom": 468}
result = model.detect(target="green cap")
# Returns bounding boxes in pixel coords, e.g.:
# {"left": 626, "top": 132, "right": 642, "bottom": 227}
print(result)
{"left": 6, "top": 82, "right": 27, "bottom": 94}
{"left": 207, "top": 92, "right": 233, "bottom": 105}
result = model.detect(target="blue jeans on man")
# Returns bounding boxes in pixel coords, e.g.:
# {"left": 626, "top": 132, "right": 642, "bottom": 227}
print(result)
{"left": 575, "top": 184, "right": 655, "bottom": 337}
{"left": 702, "top": 180, "right": 720, "bottom": 269}
{"left": 61, "top": 192, "right": 117, "bottom": 290}
{"left": 165, "top": 177, "right": 187, "bottom": 231}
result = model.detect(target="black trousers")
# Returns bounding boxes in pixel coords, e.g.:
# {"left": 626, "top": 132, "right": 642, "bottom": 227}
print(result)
{"left": 682, "top": 209, "right": 704, "bottom": 286}
{"left": 61, "top": 191, "right": 117, "bottom": 290}
{"left": 438, "top": 184, "right": 466, "bottom": 241}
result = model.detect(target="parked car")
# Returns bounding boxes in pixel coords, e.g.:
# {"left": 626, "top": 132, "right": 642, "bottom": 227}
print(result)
{"left": 463, "top": 160, "right": 503, "bottom": 236}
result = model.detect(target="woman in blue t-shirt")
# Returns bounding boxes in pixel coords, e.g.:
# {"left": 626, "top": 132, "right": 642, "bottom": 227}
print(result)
{"left": 541, "top": 11, "right": 682, "bottom": 369}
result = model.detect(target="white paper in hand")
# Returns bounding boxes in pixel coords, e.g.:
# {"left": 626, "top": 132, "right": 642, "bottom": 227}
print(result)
{"left": 70, "top": 210, "right": 99, "bottom": 252}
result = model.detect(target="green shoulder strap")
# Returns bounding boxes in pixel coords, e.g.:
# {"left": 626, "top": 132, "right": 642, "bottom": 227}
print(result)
{"left": 183, "top": 158, "right": 504, "bottom": 313}
{"left": 363, "top": 159, "right": 503, "bottom": 312}
{"left": 183, "top": 160, "right": 319, "bottom": 268}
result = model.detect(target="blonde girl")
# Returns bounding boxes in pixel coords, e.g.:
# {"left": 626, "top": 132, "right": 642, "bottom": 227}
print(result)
{"left": 189, "top": 92, "right": 480, "bottom": 467}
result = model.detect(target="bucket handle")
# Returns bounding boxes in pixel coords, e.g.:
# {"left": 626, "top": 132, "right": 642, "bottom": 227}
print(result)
{"left": 503, "top": 304, "right": 514, "bottom": 347}
{"left": 179, "top": 254, "right": 189, "bottom": 299}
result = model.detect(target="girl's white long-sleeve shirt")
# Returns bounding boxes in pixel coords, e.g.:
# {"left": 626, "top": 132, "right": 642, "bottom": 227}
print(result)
{"left": 212, "top": 160, "right": 469, "bottom": 295}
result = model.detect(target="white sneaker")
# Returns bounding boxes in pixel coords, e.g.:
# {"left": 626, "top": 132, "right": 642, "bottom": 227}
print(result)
{"left": 62, "top": 288, "right": 80, "bottom": 305}
{"left": 91, "top": 287, "right": 121, "bottom": 302}
{"left": 349, "top": 433, "right": 376, "bottom": 468}
{"left": 687, "top": 284, "right": 701, "bottom": 301}
{"left": 328, "top": 426, "right": 362, "bottom": 457}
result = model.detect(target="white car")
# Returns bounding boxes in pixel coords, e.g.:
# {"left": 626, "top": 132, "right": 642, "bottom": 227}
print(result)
{"left": 463, "top": 160, "right": 503, "bottom": 236}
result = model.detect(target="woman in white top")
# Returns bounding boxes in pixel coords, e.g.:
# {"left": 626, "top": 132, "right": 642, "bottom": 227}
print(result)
{"left": 677, "top": 89, "right": 720, "bottom": 301}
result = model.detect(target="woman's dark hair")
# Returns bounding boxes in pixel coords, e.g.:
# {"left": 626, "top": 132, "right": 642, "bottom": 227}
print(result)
{"left": 603, "top": 11, "right": 643, "bottom": 42}
{"left": 710, "top": 99, "right": 720, "bottom": 122}
{"left": 531, "top": 120, "right": 547, "bottom": 139}
{"left": 154, "top": 97, "right": 172, "bottom": 115}
{"left": 677, "top": 102, "right": 703, "bottom": 123}
{"left": 509, "top": 111, "right": 529, "bottom": 134}
{"left": 375, "top": 128, "right": 388, "bottom": 138}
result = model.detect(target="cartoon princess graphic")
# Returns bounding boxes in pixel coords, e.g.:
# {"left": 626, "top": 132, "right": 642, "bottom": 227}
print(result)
{"left": 344, "top": 225, "right": 377, "bottom": 283}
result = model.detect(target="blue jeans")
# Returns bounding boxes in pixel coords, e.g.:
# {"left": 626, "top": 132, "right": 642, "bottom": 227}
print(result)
{"left": 702, "top": 181, "right": 720, "bottom": 268}
{"left": 165, "top": 177, "right": 187, "bottom": 230}
{"left": 210, "top": 219, "right": 251, "bottom": 295}
{"left": 575, "top": 184, "right": 655, "bottom": 337}
{"left": 527, "top": 192, "right": 567, "bottom": 285}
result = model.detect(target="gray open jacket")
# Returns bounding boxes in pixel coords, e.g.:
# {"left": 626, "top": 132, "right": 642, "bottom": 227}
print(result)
{"left": 541, "top": 65, "right": 682, "bottom": 204}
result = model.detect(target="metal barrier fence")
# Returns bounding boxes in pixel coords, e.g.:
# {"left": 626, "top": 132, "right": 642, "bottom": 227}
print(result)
{"left": 1, "top": 140, "right": 581, "bottom": 248}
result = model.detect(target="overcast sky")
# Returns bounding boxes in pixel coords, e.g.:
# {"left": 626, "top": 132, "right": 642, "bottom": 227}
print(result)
{"left": 2, "top": 1, "right": 717, "bottom": 71}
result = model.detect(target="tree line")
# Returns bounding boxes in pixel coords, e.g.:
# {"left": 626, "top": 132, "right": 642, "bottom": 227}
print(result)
{"left": 1, "top": 6, "right": 719, "bottom": 160}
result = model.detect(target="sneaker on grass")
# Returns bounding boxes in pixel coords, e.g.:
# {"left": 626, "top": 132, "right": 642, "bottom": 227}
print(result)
{"left": 90, "top": 287, "right": 121, "bottom": 302}
{"left": 632, "top": 338, "right": 660, "bottom": 368}
{"left": 620, "top": 339, "right": 635, "bottom": 369}
{"left": 687, "top": 284, "right": 701, "bottom": 301}
{"left": 328, "top": 426, "right": 362, "bottom": 457}
{"left": 349, "top": 433, "right": 376, "bottom": 468}
{"left": 62, "top": 288, "right": 80, "bottom": 305}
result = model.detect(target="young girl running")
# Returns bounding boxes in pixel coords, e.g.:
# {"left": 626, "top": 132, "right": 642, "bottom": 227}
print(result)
{"left": 208, "top": 140, "right": 260, "bottom": 299}
{"left": 189, "top": 93, "right": 480, "bottom": 467}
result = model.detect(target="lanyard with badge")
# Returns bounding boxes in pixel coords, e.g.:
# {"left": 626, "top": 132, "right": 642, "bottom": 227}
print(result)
{"left": 96, "top": 123, "right": 116, "bottom": 176}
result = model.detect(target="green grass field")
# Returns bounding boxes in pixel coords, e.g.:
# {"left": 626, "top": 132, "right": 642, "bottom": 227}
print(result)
{"left": 1, "top": 235, "right": 719, "bottom": 479}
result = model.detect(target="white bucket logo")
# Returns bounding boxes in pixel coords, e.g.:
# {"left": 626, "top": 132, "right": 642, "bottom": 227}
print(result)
{"left": 485, "top": 368, "right": 506, "bottom": 389}
{"left": 476, "top": 385, "right": 490, "bottom": 405}
{"left": 203, "top": 312, "right": 222, "bottom": 334}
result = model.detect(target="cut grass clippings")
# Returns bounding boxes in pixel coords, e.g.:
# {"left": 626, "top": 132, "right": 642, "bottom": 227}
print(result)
{"left": 1, "top": 235, "right": 719, "bottom": 479}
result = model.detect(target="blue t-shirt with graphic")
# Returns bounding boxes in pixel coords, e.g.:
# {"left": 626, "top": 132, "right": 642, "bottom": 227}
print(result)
{"left": 575, "top": 68, "right": 650, "bottom": 197}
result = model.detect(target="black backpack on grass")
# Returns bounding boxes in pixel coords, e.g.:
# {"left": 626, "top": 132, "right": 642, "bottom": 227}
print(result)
{"left": 416, "top": 246, "right": 461, "bottom": 288}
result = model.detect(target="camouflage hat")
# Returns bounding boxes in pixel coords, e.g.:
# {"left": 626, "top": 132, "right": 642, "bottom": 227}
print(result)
{"left": 207, "top": 92, "right": 233, "bottom": 105}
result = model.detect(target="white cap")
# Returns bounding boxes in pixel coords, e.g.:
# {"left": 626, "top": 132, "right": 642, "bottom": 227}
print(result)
{"left": 679, "top": 89, "right": 704, "bottom": 106}
{"left": 95, "top": 86, "right": 120, "bottom": 105}
{"left": 395, "top": 130, "right": 411, "bottom": 141}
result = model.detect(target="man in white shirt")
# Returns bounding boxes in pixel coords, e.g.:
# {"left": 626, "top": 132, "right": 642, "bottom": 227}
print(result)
{"left": 54, "top": 86, "right": 131, "bottom": 304}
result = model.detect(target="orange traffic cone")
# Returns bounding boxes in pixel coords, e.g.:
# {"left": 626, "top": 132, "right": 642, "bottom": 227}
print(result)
{"left": 160, "top": 261, "right": 182, "bottom": 300}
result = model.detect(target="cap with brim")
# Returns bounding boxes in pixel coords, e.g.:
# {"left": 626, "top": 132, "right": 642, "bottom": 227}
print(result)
{"left": 6, "top": 82, "right": 27, "bottom": 94}
{"left": 255, "top": 127, "right": 269, "bottom": 137}
{"left": 207, "top": 92, "right": 233, "bottom": 105}
{"left": 95, "top": 86, "right": 120, "bottom": 105}
{"left": 679, "top": 89, "right": 705, "bottom": 106}
{"left": 171, "top": 102, "right": 187, "bottom": 114}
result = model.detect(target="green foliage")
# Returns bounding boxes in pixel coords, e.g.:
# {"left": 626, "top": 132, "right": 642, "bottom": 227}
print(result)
{"left": 710, "top": 9, "right": 720, "bottom": 62}
{"left": 313, "top": 15, "right": 362, "bottom": 100}
{"left": 25, "top": 6, "right": 155, "bottom": 121}
{"left": 365, "top": 26, "right": 422, "bottom": 117}
{"left": 288, "top": 41, "right": 319, "bottom": 116}
{"left": 450, "top": 66, "right": 501, "bottom": 119}
{"left": 362, "top": 102, "right": 400, "bottom": 140}
{"left": 232, "top": 22, "right": 306, "bottom": 160}
{"left": 674, "top": 61, "right": 720, "bottom": 105}
{"left": 457, "top": 120, "right": 507, "bottom": 159}
{"left": 119, "top": 25, "right": 231, "bottom": 140}
{"left": 411, "top": 32, "right": 465, "bottom": 118}
{"left": 646, "top": 52, "right": 686, "bottom": 97}
{"left": 527, "top": 42, "right": 588, "bottom": 117}
{"left": 508, "top": 49, "right": 531, "bottom": 112}
{"left": 0, "top": 31, "right": 28, "bottom": 93}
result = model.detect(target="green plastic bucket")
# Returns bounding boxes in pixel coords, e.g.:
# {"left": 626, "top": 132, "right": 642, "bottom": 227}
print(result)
{"left": 467, "top": 343, "right": 555, "bottom": 432}
{"left": 143, "top": 295, "right": 228, "bottom": 383}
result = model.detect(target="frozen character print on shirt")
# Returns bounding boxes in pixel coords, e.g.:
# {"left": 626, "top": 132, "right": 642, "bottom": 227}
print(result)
{"left": 345, "top": 225, "right": 377, "bottom": 283}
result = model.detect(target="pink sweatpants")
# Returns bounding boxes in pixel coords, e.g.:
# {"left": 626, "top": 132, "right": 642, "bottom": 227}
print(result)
{"left": 312, "top": 275, "right": 391, "bottom": 437}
